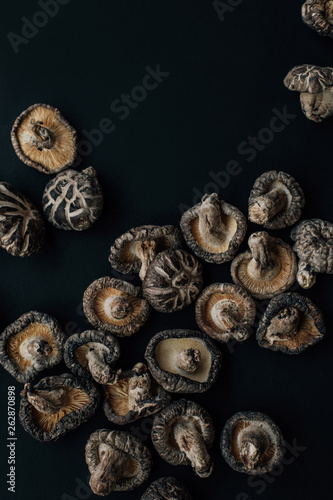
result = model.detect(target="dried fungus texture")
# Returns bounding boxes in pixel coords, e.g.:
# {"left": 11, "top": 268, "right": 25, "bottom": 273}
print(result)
{"left": 302, "top": 0, "right": 333, "bottom": 37}
{"left": 11, "top": 103, "right": 77, "bottom": 174}
{"left": 0, "top": 182, "right": 45, "bottom": 257}
{"left": 141, "top": 476, "right": 193, "bottom": 500}
{"left": 0, "top": 311, "right": 66, "bottom": 383}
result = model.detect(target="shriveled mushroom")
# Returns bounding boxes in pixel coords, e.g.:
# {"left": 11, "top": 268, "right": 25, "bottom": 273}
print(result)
{"left": 19, "top": 373, "right": 100, "bottom": 442}
{"left": 256, "top": 293, "right": 325, "bottom": 354}
{"left": 302, "top": 0, "right": 333, "bottom": 37}
{"left": 85, "top": 429, "right": 152, "bottom": 495}
{"left": 152, "top": 399, "right": 215, "bottom": 478}
{"left": 284, "top": 65, "right": 333, "bottom": 122}
{"left": 109, "top": 225, "right": 182, "bottom": 280}
{"left": 248, "top": 171, "right": 305, "bottom": 229}
{"left": 0, "top": 311, "right": 66, "bottom": 383}
{"left": 83, "top": 277, "right": 151, "bottom": 337}
{"left": 196, "top": 283, "right": 256, "bottom": 343}
{"left": 142, "top": 249, "right": 203, "bottom": 313}
{"left": 221, "top": 411, "right": 284, "bottom": 475}
{"left": 231, "top": 231, "right": 297, "bottom": 300}
{"left": 291, "top": 219, "right": 333, "bottom": 288}
{"left": 11, "top": 103, "right": 77, "bottom": 174}
{"left": 145, "top": 329, "right": 222, "bottom": 393}
{"left": 180, "top": 193, "right": 247, "bottom": 264}
{"left": 141, "top": 476, "right": 193, "bottom": 500}
{"left": 103, "top": 362, "right": 170, "bottom": 424}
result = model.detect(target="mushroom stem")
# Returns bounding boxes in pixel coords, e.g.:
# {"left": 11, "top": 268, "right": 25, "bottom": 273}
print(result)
{"left": 247, "top": 232, "right": 278, "bottom": 280}
{"left": 300, "top": 89, "right": 333, "bottom": 122}
{"left": 198, "top": 193, "right": 228, "bottom": 246}
{"left": 175, "top": 349, "right": 201, "bottom": 373}
{"left": 108, "top": 295, "right": 133, "bottom": 320}
{"left": 29, "top": 120, "right": 54, "bottom": 150}
{"left": 22, "top": 384, "right": 67, "bottom": 415}
{"left": 135, "top": 240, "right": 158, "bottom": 280}
{"left": 20, "top": 336, "right": 53, "bottom": 362}
{"left": 90, "top": 443, "right": 128, "bottom": 496}
{"left": 128, "top": 363, "right": 153, "bottom": 411}
{"left": 238, "top": 426, "right": 270, "bottom": 470}
{"left": 249, "top": 188, "right": 287, "bottom": 224}
{"left": 211, "top": 301, "right": 249, "bottom": 342}
{"left": 296, "top": 260, "right": 317, "bottom": 289}
{"left": 86, "top": 349, "right": 120, "bottom": 385}
{"left": 266, "top": 306, "right": 300, "bottom": 344}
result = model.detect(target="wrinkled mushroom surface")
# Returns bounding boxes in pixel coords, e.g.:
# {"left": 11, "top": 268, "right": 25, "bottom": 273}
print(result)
{"left": 221, "top": 411, "right": 284, "bottom": 475}
{"left": 0, "top": 311, "right": 66, "bottom": 383}
{"left": 302, "top": 0, "right": 333, "bottom": 37}
{"left": 141, "top": 476, "right": 193, "bottom": 500}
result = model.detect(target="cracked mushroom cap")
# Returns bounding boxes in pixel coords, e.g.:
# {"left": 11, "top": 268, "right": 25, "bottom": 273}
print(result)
{"left": 64, "top": 330, "right": 121, "bottom": 384}
{"left": 256, "top": 293, "right": 325, "bottom": 354}
{"left": 195, "top": 283, "right": 256, "bottom": 343}
{"left": 302, "top": 0, "right": 333, "bottom": 37}
{"left": 220, "top": 411, "right": 284, "bottom": 475}
{"left": 85, "top": 429, "right": 152, "bottom": 495}
{"left": 248, "top": 171, "right": 305, "bottom": 230}
{"left": 142, "top": 249, "right": 203, "bottom": 313}
{"left": 0, "top": 311, "right": 66, "bottom": 383}
{"left": 19, "top": 373, "right": 100, "bottom": 442}
{"left": 231, "top": 231, "right": 297, "bottom": 300}
{"left": 11, "top": 103, "right": 77, "bottom": 174}
{"left": 145, "top": 329, "right": 222, "bottom": 393}
{"left": 141, "top": 477, "right": 193, "bottom": 500}
{"left": 180, "top": 193, "right": 247, "bottom": 264}
{"left": 152, "top": 399, "right": 215, "bottom": 478}
{"left": 109, "top": 225, "right": 182, "bottom": 280}
{"left": 103, "top": 362, "right": 171, "bottom": 425}
{"left": 83, "top": 277, "right": 151, "bottom": 337}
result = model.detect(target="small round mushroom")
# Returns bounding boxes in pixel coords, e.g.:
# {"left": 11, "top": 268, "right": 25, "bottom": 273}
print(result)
{"left": 231, "top": 231, "right": 297, "bottom": 300}
{"left": 291, "top": 218, "right": 333, "bottom": 288}
{"left": 248, "top": 171, "right": 305, "bottom": 230}
{"left": 103, "top": 362, "right": 171, "bottom": 424}
{"left": 196, "top": 283, "right": 256, "bottom": 343}
{"left": 145, "top": 329, "right": 222, "bottom": 393}
{"left": 64, "top": 330, "right": 121, "bottom": 384}
{"left": 109, "top": 225, "right": 182, "bottom": 280}
{"left": 302, "top": 0, "right": 333, "bottom": 37}
{"left": 141, "top": 477, "right": 193, "bottom": 500}
{"left": 180, "top": 193, "right": 247, "bottom": 264}
{"left": 256, "top": 293, "right": 325, "bottom": 354}
{"left": 42, "top": 167, "right": 103, "bottom": 231}
{"left": 220, "top": 411, "right": 284, "bottom": 475}
{"left": 284, "top": 65, "right": 333, "bottom": 122}
{"left": 142, "top": 249, "right": 203, "bottom": 313}
{"left": 0, "top": 311, "right": 66, "bottom": 383}
{"left": 19, "top": 373, "right": 100, "bottom": 442}
{"left": 0, "top": 182, "right": 46, "bottom": 257}
{"left": 83, "top": 277, "right": 151, "bottom": 337}
{"left": 11, "top": 103, "right": 77, "bottom": 174}
{"left": 85, "top": 429, "right": 152, "bottom": 495}
{"left": 151, "top": 399, "right": 215, "bottom": 478}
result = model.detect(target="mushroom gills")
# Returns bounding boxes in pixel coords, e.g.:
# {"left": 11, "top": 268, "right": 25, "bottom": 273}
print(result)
{"left": 93, "top": 288, "right": 141, "bottom": 325}
{"left": 191, "top": 212, "right": 237, "bottom": 254}
{"left": 265, "top": 310, "right": 321, "bottom": 349}
{"left": 249, "top": 181, "right": 291, "bottom": 225}
{"left": 210, "top": 297, "right": 248, "bottom": 341}
{"left": 231, "top": 422, "right": 275, "bottom": 469}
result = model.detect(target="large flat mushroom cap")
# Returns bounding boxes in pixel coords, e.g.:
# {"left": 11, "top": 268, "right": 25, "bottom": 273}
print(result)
{"left": 141, "top": 477, "right": 193, "bottom": 500}
{"left": 284, "top": 65, "right": 333, "bottom": 93}
{"left": 302, "top": 0, "right": 333, "bottom": 37}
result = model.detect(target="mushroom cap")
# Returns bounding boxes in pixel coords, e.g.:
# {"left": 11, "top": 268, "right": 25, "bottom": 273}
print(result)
{"left": 195, "top": 283, "right": 256, "bottom": 343}
{"left": 0, "top": 182, "right": 46, "bottom": 257}
{"left": 19, "top": 373, "right": 100, "bottom": 442}
{"left": 220, "top": 411, "right": 284, "bottom": 475}
{"left": 248, "top": 171, "right": 305, "bottom": 230}
{"left": 42, "top": 167, "right": 103, "bottom": 231}
{"left": 83, "top": 277, "right": 151, "bottom": 337}
{"left": 145, "top": 329, "right": 222, "bottom": 393}
{"left": 180, "top": 193, "right": 247, "bottom": 264}
{"left": 142, "top": 249, "right": 203, "bottom": 313}
{"left": 284, "top": 65, "right": 333, "bottom": 93}
{"left": 291, "top": 219, "right": 333, "bottom": 274}
{"left": 141, "top": 477, "right": 193, "bottom": 500}
{"left": 109, "top": 225, "right": 182, "bottom": 276}
{"left": 256, "top": 292, "right": 325, "bottom": 354}
{"left": 11, "top": 103, "right": 77, "bottom": 174}
{"left": 85, "top": 429, "right": 152, "bottom": 492}
{"left": 0, "top": 311, "right": 66, "bottom": 383}
{"left": 302, "top": 0, "right": 333, "bottom": 37}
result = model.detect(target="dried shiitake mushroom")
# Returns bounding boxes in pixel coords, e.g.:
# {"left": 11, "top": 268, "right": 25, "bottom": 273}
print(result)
{"left": 256, "top": 293, "right": 325, "bottom": 354}
{"left": 145, "top": 329, "right": 221, "bottom": 393}
{"left": 152, "top": 399, "right": 215, "bottom": 478}
{"left": 42, "top": 167, "right": 103, "bottom": 231}
{"left": 196, "top": 283, "right": 256, "bottom": 343}
{"left": 231, "top": 231, "right": 297, "bottom": 300}
{"left": 64, "top": 330, "right": 121, "bottom": 384}
{"left": 19, "top": 373, "right": 100, "bottom": 442}
{"left": 83, "top": 277, "right": 151, "bottom": 337}
{"left": 291, "top": 219, "right": 333, "bottom": 288}
{"left": 248, "top": 171, "right": 305, "bottom": 230}
{"left": 85, "top": 429, "right": 152, "bottom": 495}
{"left": 0, "top": 311, "right": 66, "bottom": 383}
{"left": 103, "top": 362, "right": 170, "bottom": 424}
{"left": 302, "top": 0, "right": 333, "bottom": 37}
{"left": 0, "top": 182, "right": 45, "bottom": 257}
{"left": 180, "top": 193, "right": 247, "bottom": 264}
{"left": 220, "top": 411, "right": 284, "bottom": 475}
{"left": 142, "top": 249, "right": 203, "bottom": 313}
{"left": 141, "top": 476, "right": 192, "bottom": 500}
{"left": 11, "top": 103, "right": 77, "bottom": 174}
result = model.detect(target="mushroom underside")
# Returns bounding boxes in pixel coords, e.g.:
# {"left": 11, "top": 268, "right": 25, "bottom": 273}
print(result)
{"left": 93, "top": 288, "right": 142, "bottom": 325}
{"left": 230, "top": 421, "right": 276, "bottom": 467}
{"left": 190, "top": 214, "right": 237, "bottom": 253}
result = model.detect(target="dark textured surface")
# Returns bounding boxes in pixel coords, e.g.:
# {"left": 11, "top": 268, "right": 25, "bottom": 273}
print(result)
{"left": 141, "top": 476, "right": 193, "bottom": 500}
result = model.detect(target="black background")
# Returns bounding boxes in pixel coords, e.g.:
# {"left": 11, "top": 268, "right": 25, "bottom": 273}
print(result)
{"left": 0, "top": 1, "right": 332, "bottom": 499}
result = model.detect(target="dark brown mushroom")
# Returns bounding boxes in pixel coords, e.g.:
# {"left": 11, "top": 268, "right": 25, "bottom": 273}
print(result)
{"left": 85, "top": 429, "right": 152, "bottom": 495}
{"left": 302, "top": 0, "right": 333, "bottom": 37}
{"left": 0, "top": 311, "right": 66, "bottom": 383}
{"left": 141, "top": 477, "right": 193, "bottom": 500}
{"left": 11, "top": 103, "right": 77, "bottom": 174}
